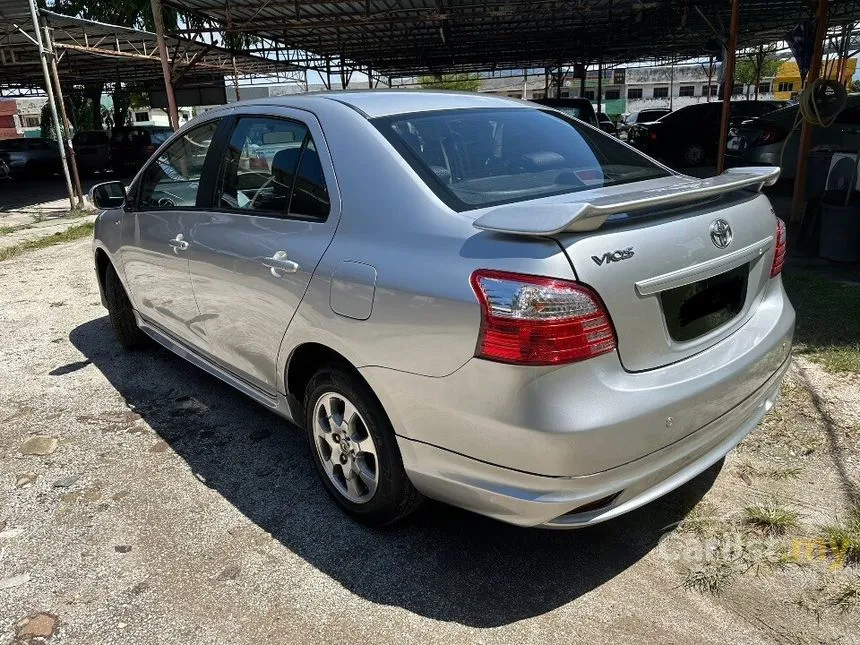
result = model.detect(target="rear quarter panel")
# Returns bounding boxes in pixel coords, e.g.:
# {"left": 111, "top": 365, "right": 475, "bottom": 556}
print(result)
{"left": 277, "top": 101, "right": 577, "bottom": 383}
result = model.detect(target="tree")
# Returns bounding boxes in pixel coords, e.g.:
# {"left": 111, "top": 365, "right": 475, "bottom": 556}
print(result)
{"left": 39, "top": 103, "right": 56, "bottom": 140}
{"left": 735, "top": 45, "right": 782, "bottom": 99}
{"left": 419, "top": 73, "right": 481, "bottom": 91}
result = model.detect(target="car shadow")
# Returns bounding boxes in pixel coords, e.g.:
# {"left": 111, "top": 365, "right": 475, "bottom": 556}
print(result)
{"left": 69, "top": 316, "right": 720, "bottom": 628}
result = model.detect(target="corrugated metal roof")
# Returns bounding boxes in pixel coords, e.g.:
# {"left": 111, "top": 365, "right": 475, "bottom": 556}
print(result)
{"left": 163, "top": 0, "right": 860, "bottom": 77}
{"left": 0, "top": 2, "right": 301, "bottom": 90}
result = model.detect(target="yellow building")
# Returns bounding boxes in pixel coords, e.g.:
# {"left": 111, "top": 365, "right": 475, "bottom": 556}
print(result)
{"left": 772, "top": 58, "right": 857, "bottom": 100}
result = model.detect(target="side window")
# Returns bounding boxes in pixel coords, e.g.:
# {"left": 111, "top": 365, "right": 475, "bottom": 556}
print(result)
{"left": 137, "top": 120, "right": 219, "bottom": 209}
{"left": 215, "top": 116, "right": 308, "bottom": 214}
{"left": 290, "top": 138, "right": 330, "bottom": 219}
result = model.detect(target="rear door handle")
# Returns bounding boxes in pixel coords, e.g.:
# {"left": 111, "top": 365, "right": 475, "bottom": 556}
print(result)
{"left": 168, "top": 234, "right": 189, "bottom": 253}
{"left": 262, "top": 250, "right": 300, "bottom": 277}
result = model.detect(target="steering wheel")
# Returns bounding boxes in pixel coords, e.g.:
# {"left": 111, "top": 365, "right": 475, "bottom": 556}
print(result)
{"left": 249, "top": 175, "right": 277, "bottom": 209}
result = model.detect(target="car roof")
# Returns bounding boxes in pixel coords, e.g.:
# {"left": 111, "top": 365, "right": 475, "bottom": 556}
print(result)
{"left": 234, "top": 90, "right": 531, "bottom": 119}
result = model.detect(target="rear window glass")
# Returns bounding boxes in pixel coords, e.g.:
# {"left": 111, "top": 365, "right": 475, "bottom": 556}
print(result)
{"left": 375, "top": 108, "right": 669, "bottom": 211}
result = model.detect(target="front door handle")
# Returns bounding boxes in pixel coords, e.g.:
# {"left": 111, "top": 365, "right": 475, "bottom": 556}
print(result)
{"left": 168, "top": 234, "right": 189, "bottom": 253}
{"left": 262, "top": 250, "right": 300, "bottom": 277}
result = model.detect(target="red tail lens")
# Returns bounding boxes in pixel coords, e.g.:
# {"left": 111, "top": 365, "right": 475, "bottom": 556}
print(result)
{"left": 470, "top": 270, "right": 617, "bottom": 365}
{"left": 145, "top": 144, "right": 157, "bottom": 157}
{"left": 770, "top": 218, "right": 787, "bottom": 278}
{"left": 648, "top": 132, "right": 658, "bottom": 142}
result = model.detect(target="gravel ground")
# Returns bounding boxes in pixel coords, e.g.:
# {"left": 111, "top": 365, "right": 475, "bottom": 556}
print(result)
{"left": 1, "top": 237, "right": 858, "bottom": 644}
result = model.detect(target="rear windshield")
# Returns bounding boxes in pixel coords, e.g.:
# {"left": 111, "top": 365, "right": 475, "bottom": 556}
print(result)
{"left": 375, "top": 107, "right": 669, "bottom": 211}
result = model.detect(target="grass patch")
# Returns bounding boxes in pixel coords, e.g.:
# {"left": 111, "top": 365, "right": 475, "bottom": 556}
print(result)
{"left": 738, "top": 460, "right": 803, "bottom": 481}
{"left": 820, "top": 507, "right": 860, "bottom": 566}
{"left": 828, "top": 577, "right": 860, "bottom": 613}
{"left": 744, "top": 501, "right": 800, "bottom": 536}
{"left": 678, "top": 502, "right": 730, "bottom": 539}
{"left": 683, "top": 557, "right": 737, "bottom": 595}
{"left": 782, "top": 267, "right": 860, "bottom": 373}
{"left": 0, "top": 222, "right": 94, "bottom": 262}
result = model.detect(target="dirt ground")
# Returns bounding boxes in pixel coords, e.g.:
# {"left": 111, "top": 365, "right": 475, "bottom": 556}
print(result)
{"left": 1, "top": 237, "right": 858, "bottom": 644}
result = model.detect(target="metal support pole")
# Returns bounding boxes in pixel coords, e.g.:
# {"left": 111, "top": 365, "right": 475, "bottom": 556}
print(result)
{"left": 555, "top": 65, "right": 563, "bottom": 98}
{"left": 42, "top": 17, "right": 83, "bottom": 208}
{"left": 522, "top": 68, "right": 528, "bottom": 100}
{"left": 368, "top": 66, "right": 373, "bottom": 89}
{"left": 716, "top": 0, "right": 740, "bottom": 174}
{"left": 150, "top": 0, "right": 179, "bottom": 129}
{"left": 597, "top": 61, "right": 602, "bottom": 113}
{"left": 580, "top": 65, "right": 586, "bottom": 98}
{"left": 26, "top": 0, "right": 75, "bottom": 210}
{"left": 791, "top": 0, "right": 830, "bottom": 223}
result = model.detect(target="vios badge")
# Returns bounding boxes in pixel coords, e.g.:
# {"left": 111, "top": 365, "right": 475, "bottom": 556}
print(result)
{"left": 710, "top": 219, "right": 733, "bottom": 249}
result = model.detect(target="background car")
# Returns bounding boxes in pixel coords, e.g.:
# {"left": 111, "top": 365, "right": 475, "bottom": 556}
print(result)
{"left": 72, "top": 130, "right": 111, "bottom": 176}
{"left": 617, "top": 108, "right": 672, "bottom": 139}
{"left": 629, "top": 101, "right": 788, "bottom": 165}
{"left": 725, "top": 95, "right": 860, "bottom": 179}
{"left": 109, "top": 125, "right": 173, "bottom": 175}
{"left": 0, "top": 138, "right": 61, "bottom": 178}
{"left": 531, "top": 97, "right": 599, "bottom": 127}
{"left": 596, "top": 111, "right": 617, "bottom": 135}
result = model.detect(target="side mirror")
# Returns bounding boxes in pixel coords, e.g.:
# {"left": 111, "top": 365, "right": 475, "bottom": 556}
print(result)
{"left": 89, "top": 181, "right": 126, "bottom": 209}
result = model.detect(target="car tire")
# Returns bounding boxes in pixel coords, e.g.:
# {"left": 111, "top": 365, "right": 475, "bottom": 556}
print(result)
{"left": 681, "top": 143, "right": 706, "bottom": 166}
{"left": 304, "top": 366, "right": 423, "bottom": 525}
{"left": 104, "top": 263, "right": 149, "bottom": 350}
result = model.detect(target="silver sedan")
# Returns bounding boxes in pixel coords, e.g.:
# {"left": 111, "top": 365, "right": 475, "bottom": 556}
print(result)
{"left": 89, "top": 91, "right": 794, "bottom": 528}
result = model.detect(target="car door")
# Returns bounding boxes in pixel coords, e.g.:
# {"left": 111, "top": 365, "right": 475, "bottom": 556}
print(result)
{"left": 187, "top": 110, "right": 340, "bottom": 394}
{"left": 120, "top": 118, "right": 221, "bottom": 349}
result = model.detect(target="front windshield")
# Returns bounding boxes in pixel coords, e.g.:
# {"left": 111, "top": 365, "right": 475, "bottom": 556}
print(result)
{"left": 375, "top": 107, "right": 669, "bottom": 211}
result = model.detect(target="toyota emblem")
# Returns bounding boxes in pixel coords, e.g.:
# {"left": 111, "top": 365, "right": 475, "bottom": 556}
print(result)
{"left": 710, "top": 219, "right": 733, "bottom": 249}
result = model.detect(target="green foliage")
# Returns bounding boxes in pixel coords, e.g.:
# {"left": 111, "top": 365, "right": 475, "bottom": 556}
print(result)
{"left": 852, "top": 79, "right": 860, "bottom": 93}
{"left": 743, "top": 502, "right": 800, "bottom": 536}
{"left": 39, "top": 103, "right": 56, "bottom": 140}
{"left": 735, "top": 44, "right": 783, "bottom": 96}
{"left": 820, "top": 507, "right": 860, "bottom": 565}
{"left": 419, "top": 73, "right": 481, "bottom": 92}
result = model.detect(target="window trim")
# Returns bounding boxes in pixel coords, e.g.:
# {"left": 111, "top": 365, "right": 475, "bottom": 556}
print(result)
{"left": 204, "top": 113, "right": 332, "bottom": 223}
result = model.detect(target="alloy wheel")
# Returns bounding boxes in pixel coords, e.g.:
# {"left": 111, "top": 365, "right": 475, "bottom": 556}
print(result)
{"left": 312, "top": 391, "right": 379, "bottom": 504}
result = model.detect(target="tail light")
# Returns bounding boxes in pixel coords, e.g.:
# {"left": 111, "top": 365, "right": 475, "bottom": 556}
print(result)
{"left": 145, "top": 144, "right": 157, "bottom": 157}
{"left": 751, "top": 125, "right": 787, "bottom": 147}
{"left": 648, "top": 131, "right": 658, "bottom": 142}
{"left": 770, "top": 218, "right": 787, "bottom": 277}
{"left": 470, "top": 269, "right": 617, "bottom": 365}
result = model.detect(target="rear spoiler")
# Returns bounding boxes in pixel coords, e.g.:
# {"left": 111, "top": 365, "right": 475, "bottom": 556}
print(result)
{"left": 472, "top": 166, "right": 780, "bottom": 235}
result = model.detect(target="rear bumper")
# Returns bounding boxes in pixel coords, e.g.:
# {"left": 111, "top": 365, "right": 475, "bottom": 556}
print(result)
{"left": 396, "top": 355, "right": 788, "bottom": 527}
{"left": 363, "top": 277, "right": 794, "bottom": 526}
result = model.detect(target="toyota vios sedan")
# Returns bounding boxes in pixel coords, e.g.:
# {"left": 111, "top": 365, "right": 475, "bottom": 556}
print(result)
{"left": 89, "top": 91, "right": 794, "bottom": 528}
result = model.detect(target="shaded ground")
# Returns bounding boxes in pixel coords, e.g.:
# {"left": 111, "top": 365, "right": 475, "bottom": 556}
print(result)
{"left": 0, "top": 239, "right": 858, "bottom": 644}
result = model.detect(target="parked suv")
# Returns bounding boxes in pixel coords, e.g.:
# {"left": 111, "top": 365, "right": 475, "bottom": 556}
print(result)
{"left": 72, "top": 130, "right": 111, "bottom": 176}
{"left": 90, "top": 92, "right": 794, "bottom": 528}
{"left": 109, "top": 125, "right": 172, "bottom": 175}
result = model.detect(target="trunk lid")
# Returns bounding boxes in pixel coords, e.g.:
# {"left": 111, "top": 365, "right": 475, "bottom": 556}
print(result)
{"left": 554, "top": 189, "right": 777, "bottom": 371}
{"left": 471, "top": 173, "right": 780, "bottom": 372}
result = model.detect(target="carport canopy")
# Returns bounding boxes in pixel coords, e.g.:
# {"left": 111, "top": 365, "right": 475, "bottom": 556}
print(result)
{"left": 163, "top": 0, "right": 860, "bottom": 77}
{"left": 0, "top": 1, "right": 302, "bottom": 94}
